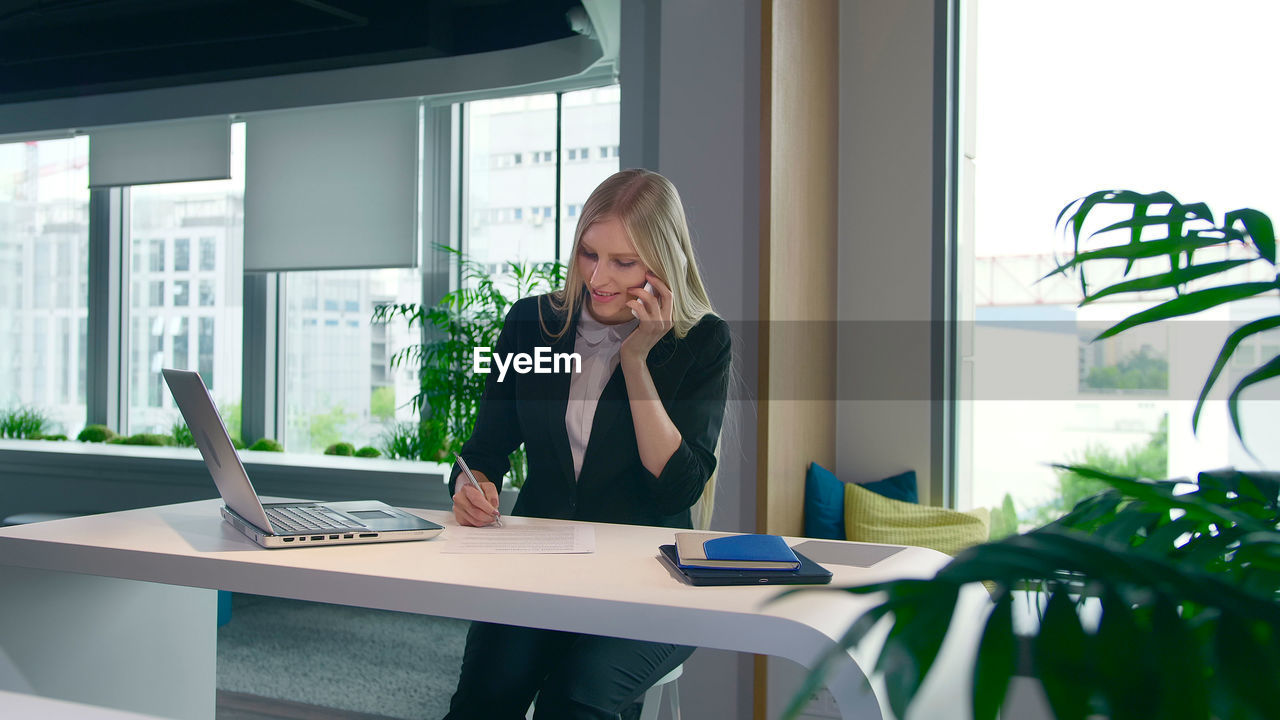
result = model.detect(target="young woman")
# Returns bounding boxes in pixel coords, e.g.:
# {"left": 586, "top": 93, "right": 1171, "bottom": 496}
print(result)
{"left": 443, "top": 169, "right": 732, "bottom": 720}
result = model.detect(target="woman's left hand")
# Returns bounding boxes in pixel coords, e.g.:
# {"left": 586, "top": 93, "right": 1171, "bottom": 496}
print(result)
{"left": 621, "top": 272, "right": 673, "bottom": 363}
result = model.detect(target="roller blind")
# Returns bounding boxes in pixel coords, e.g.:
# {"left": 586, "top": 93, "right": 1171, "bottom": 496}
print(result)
{"left": 88, "top": 117, "right": 231, "bottom": 188}
{"left": 244, "top": 100, "right": 419, "bottom": 272}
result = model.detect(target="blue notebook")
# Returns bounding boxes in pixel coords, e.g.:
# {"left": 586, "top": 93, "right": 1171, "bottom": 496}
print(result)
{"left": 674, "top": 532, "right": 802, "bottom": 570}
{"left": 659, "top": 545, "right": 832, "bottom": 587}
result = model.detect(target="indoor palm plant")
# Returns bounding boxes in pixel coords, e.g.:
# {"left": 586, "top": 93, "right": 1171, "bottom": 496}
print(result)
{"left": 789, "top": 190, "right": 1280, "bottom": 720}
{"left": 372, "top": 246, "right": 564, "bottom": 486}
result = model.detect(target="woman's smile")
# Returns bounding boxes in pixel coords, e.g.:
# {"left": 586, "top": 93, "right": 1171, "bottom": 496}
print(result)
{"left": 579, "top": 215, "right": 648, "bottom": 323}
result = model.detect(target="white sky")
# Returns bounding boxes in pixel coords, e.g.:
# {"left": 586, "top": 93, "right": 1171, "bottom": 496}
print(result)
{"left": 974, "top": 0, "right": 1280, "bottom": 256}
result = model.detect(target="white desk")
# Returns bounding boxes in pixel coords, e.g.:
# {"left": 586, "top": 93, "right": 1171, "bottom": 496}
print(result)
{"left": 0, "top": 500, "right": 959, "bottom": 720}
{"left": 0, "top": 690, "right": 171, "bottom": 720}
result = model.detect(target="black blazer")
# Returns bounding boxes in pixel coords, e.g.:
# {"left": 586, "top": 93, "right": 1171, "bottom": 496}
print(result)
{"left": 449, "top": 293, "right": 731, "bottom": 529}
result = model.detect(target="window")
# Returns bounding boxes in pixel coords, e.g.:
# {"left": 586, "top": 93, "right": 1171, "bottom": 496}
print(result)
{"left": 958, "top": 1, "right": 1280, "bottom": 527}
{"left": 3, "top": 84, "right": 618, "bottom": 468}
{"left": 199, "top": 237, "right": 216, "bottom": 271}
{"left": 457, "top": 85, "right": 618, "bottom": 304}
{"left": 0, "top": 135, "right": 91, "bottom": 435}
{"left": 465, "top": 94, "right": 558, "bottom": 274}
{"left": 149, "top": 239, "right": 165, "bottom": 272}
{"left": 282, "top": 268, "right": 420, "bottom": 453}
{"left": 197, "top": 317, "right": 214, "bottom": 387}
{"left": 493, "top": 152, "right": 524, "bottom": 169}
{"left": 171, "top": 317, "right": 189, "bottom": 371}
{"left": 558, "top": 86, "right": 620, "bottom": 258}
{"left": 126, "top": 123, "right": 244, "bottom": 434}
{"left": 174, "top": 238, "right": 190, "bottom": 271}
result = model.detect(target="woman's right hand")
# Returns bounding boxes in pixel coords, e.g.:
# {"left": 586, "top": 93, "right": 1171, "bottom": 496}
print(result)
{"left": 452, "top": 470, "right": 502, "bottom": 526}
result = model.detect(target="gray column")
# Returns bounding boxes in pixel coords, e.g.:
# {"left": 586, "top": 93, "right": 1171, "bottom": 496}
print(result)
{"left": 241, "top": 273, "right": 280, "bottom": 446}
{"left": 619, "top": 0, "right": 662, "bottom": 172}
{"left": 86, "top": 187, "right": 126, "bottom": 431}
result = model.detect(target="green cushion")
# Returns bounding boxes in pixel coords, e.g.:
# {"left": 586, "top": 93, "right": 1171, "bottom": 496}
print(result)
{"left": 844, "top": 481, "right": 990, "bottom": 556}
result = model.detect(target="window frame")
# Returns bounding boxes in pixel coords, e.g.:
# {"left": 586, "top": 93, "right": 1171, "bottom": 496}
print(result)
{"left": 12, "top": 79, "right": 617, "bottom": 458}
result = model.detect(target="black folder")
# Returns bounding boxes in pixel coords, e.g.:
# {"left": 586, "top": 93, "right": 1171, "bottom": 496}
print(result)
{"left": 658, "top": 544, "right": 833, "bottom": 586}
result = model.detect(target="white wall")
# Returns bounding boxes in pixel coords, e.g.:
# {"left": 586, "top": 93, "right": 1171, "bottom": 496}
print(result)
{"left": 837, "top": 0, "right": 940, "bottom": 498}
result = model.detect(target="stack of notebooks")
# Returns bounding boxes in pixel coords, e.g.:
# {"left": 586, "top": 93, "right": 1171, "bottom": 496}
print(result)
{"left": 659, "top": 532, "right": 832, "bottom": 586}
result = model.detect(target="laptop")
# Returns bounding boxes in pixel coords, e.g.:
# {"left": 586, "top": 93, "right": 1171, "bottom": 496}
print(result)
{"left": 163, "top": 368, "right": 443, "bottom": 549}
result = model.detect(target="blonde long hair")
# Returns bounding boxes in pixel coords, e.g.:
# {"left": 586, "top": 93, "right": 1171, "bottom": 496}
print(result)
{"left": 547, "top": 169, "right": 716, "bottom": 341}
{"left": 547, "top": 169, "right": 721, "bottom": 530}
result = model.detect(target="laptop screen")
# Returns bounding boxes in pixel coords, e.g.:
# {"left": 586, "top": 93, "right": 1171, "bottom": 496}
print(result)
{"left": 162, "top": 368, "right": 275, "bottom": 532}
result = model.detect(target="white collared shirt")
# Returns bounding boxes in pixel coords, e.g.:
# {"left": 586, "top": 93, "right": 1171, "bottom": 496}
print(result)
{"left": 565, "top": 310, "right": 638, "bottom": 480}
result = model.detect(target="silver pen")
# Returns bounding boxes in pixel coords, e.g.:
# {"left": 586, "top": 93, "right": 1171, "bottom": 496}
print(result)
{"left": 454, "top": 454, "right": 502, "bottom": 527}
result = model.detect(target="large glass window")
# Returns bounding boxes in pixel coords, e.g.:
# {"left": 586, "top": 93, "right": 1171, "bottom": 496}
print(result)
{"left": 959, "top": 1, "right": 1280, "bottom": 525}
{"left": 462, "top": 86, "right": 620, "bottom": 273}
{"left": 276, "top": 86, "right": 620, "bottom": 456}
{"left": 559, "top": 86, "right": 621, "bottom": 258}
{"left": 283, "top": 268, "right": 420, "bottom": 453}
{"left": 0, "top": 135, "right": 90, "bottom": 436}
{"left": 1, "top": 85, "right": 618, "bottom": 460}
{"left": 126, "top": 123, "right": 245, "bottom": 435}
{"left": 464, "top": 94, "right": 558, "bottom": 273}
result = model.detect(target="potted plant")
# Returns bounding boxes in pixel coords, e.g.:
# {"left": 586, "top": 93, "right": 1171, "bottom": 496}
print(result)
{"left": 789, "top": 190, "right": 1280, "bottom": 720}
{"left": 1, "top": 406, "right": 52, "bottom": 439}
{"left": 372, "top": 245, "right": 563, "bottom": 488}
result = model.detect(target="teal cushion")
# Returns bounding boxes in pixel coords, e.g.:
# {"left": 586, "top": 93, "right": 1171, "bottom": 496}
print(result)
{"left": 806, "top": 464, "right": 922, "bottom": 539}
{"left": 862, "top": 470, "right": 919, "bottom": 504}
{"left": 804, "top": 462, "right": 846, "bottom": 539}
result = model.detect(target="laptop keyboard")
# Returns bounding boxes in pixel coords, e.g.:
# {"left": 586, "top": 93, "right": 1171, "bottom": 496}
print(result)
{"left": 266, "top": 506, "right": 364, "bottom": 534}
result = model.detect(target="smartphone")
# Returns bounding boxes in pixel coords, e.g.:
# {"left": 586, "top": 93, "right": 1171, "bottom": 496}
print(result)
{"left": 632, "top": 282, "right": 656, "bottom": 318}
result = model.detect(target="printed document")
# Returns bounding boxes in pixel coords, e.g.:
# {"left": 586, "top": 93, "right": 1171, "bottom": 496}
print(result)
{"left": 444, "top": 525, "right": 595, "bottom": 554}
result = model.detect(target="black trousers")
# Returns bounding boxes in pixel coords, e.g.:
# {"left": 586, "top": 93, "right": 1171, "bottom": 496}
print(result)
{"left": 443, "top": 621, "right": 695, "bottom": 720}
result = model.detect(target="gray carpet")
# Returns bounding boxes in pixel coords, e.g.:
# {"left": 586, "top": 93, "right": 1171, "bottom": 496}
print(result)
{"left": 217, "top": 593, "right": 469, "bottom": 720}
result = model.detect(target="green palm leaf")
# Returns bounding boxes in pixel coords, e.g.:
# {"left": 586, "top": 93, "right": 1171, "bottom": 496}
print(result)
{"left": 791, "top": 190, "right": 1280, "bottom": 720}
{"left": 1034, "top": 590, "right": 1090, "bottom": 720}
{"left": 972, "top": 593, "right": 1016, "bottom": 720}
{"left": 1193, "top": 316, "right": 1280, "bottom": 431}
{"left": 1227, "top": 354, "right": 1280, "bottom": 446}
{"left": 1213, "top": 614, "right": 1280, "bottom": 720}
{"left": 1080, "top": 258, "right": 1257, "bottom": 304}
{"left": 875, "top": 583, "right": 960, "bottom": 717}
{"left": 1225, "top": 207, "right": 1277, "bottom": 263}
{"left": 1041, "top": 235, "right": 1229, "bottom": 284}
{"left": 1148, "top": 598, "right": 1210, "bottom": 720}
{"left": 1093, "top": 282, "right": 1278, "bottom": 341}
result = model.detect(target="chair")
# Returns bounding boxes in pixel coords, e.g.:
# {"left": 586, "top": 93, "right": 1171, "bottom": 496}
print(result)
{"left": 524, "top": 663, "right": 682, "bottom": 720}
{"left": 638, "top": 663, "right": 682, "bottom": 720}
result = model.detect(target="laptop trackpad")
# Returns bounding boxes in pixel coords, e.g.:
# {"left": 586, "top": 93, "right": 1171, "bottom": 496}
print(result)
{"left": 327, "top": 501, "right": 431, "bottom": 531}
